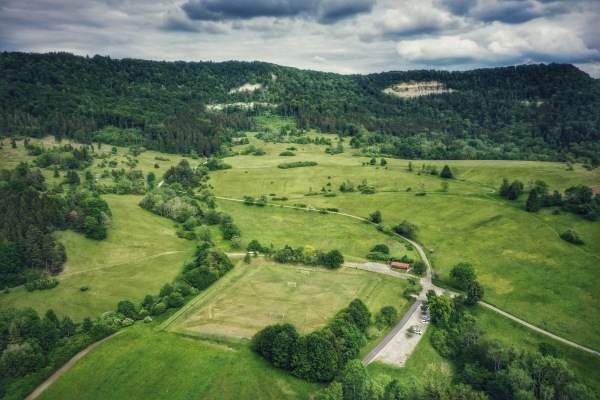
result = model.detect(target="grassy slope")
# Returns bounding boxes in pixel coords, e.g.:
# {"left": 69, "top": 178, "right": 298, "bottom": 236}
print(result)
{"left": 0, "top": 194, "right": 195, "bottom": 321}
{"left": 37, "top": 324, "right": 322, "bottom": 400}
{"left": 210, "top": 133, "right": 600, "bottom": 350}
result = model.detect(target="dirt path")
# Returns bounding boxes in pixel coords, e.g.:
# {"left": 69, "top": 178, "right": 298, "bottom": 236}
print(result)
{"left": 478, "top": 302, "right": 600, "bottom": 356}
{"left": 61, "top": 251, "right": 187, "bottom": 277}
{"left": 26, "top": 331, "right": 123, "bottom": 400}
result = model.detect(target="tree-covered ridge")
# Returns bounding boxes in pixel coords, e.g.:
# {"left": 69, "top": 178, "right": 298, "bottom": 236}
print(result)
{"left": 1, "top": 52, "right": 599, "bottom": 161}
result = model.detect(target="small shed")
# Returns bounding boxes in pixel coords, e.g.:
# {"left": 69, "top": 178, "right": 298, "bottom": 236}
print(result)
{"left": 390, "top": 262, "right": 410, "bottom": 271}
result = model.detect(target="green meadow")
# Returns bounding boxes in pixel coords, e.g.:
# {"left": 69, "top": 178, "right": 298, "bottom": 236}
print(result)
{"left": 210, "top": 133, "right": 600, "bottom": 350}
{"left": 37, "top": 323, "right": 322, "bottom": 400}
{"left": 1, "top": 130, "right": 599, "bottom": 397}
{"left": 0, "top": 194, "right": 195, "bottom": 321}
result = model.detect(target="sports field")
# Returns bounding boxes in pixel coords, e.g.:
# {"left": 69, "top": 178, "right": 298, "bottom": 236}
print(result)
{"left": 164, "top": 260, "right": 410, "bottom": 339}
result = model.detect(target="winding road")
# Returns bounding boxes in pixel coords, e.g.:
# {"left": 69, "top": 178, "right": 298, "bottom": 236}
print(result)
{"left": 217, "top": 196, "right": 600, "bottom": 359}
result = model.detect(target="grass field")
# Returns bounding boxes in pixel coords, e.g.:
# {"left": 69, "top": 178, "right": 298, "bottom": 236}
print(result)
{"left": 37, "top": 323, "right": 322, "bottom": 400}
{"left": 0, "top": 195, "right": 196, "bottom": 321}
{"left": 216, "top": 201, "right": 418, "bottom": 261}
{"left": 210, "top": 134, "right": 600, "bottom": 350}
{"left": 164, "top": 259, "right": 410, "bottom": 339}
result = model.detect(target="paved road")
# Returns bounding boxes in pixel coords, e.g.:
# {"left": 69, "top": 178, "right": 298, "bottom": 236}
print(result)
{"left": 362, "top": 300, "right": 422, "bottom": 365}
{"left": 216, "top": 196, "right": 600, "bottom": 358}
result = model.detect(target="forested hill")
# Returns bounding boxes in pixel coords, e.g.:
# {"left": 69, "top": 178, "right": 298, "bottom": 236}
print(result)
{"left": 1, "top": 52, "right": 599, "bottom": 161}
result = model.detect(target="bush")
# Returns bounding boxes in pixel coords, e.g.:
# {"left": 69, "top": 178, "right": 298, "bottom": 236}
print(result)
{"left": 392, "top": 220, "right": 418, "bottom": 239}
{"left": 278, "top": 161, "right": 318, "bottom": 169}
{"left": 412, "top": 260, "right": 427, "bottom": 275}
{"left": 25, "top": 275, "right": 59, "bottom": 291}
{"left": 370, "top": 243, "right": 389, "bottom": 254}
{"left": 279, "top": 151, "right": 295, "bottom": 156}
{"left": 375, "top": 306, "right": 398, "bottom": 328}
{"left": 366, "top": 252, "right": 389, "bottom": 261}
{"left": 122, "top": 318, "right": 134, "bottom": 327}
{"left": 143, "top": 316, "right": 153, "bottom": 323}
{"left": 560, "top": 230, "right": 584, "bottom": 245}
{"left": 151, "top": 302, "right": 167, "bottom": 315}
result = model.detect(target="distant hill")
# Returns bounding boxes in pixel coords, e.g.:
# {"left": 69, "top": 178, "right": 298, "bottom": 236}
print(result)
{"left": 1, "top": 52, "right": 599, "bottom": 161}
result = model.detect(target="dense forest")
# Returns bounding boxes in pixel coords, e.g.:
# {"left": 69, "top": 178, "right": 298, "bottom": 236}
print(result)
{"left": 1, "top": 52, "right": 599, "bottom": 161}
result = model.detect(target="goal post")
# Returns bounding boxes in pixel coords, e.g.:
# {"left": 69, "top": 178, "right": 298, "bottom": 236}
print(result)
{"left": 269, "top": 312, "right": 285, "bottom": 320}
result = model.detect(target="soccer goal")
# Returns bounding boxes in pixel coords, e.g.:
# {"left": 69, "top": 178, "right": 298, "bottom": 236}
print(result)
{"left": 269, "top": 312, "right": 285, "bottom": 320}
{"left": 287, "top": 281, "right": 297, "bottom": 287}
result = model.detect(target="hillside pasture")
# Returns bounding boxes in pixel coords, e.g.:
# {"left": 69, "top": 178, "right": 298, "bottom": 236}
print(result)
{"left": 216, "top": 200, "right": 419, "bottom": 262}
{"left": 0, "top": 194, "right": 195, "bottom": 321}
{"left": 211, "top": 137, "right": 600, "bottom": 350}
{"left": 37, "top": 324, "right": 322, "bottom": 400}
{"left": 164, "top": 260, "right": 410, "bottom": 339}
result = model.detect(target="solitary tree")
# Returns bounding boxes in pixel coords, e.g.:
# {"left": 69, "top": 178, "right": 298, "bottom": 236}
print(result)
{"left": 525, "top": 188, "right": 541, "bottom": 212}
{"left": 440, "top": 165, "right": 453, "bottom": 179}
{"left": 324, "top": 250, "right": 344, "bottom": 269}
{"left": 450, "top": 262, "right": 476, "bottom": 290}
{"left": 369, "top": 210, "right": 382, "bottom": 224}
{"left": 466, "top": 281, "right": 485, "bottom": 305}
{"left": 380, "top": 158, "right": 387, "bottom": 167}
{"left": 408, "top": 161, "right": 413, "bottom": 172}
{"left": 412, "top": 260, "right": 427, "bottom": 275}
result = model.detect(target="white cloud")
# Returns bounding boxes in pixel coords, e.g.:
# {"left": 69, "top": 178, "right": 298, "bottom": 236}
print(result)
{"left": 396, "top": 36, "right": 482, "bottom": 62}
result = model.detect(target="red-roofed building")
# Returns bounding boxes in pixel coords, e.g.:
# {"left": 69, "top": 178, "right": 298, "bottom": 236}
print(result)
{"left": 390, "top": 262, "right": 410, "bottom": 271}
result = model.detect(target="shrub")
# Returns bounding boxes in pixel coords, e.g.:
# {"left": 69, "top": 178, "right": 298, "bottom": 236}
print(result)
{"left": 151, "top": 302, "right": 167, "bottom": 315}
{"left": 25, "top": 275, "right": 59, "bottom": 291}
{"left": 79, "top": 285, "right": 89, "bottom": 292}
{"left": 143, "top": 316, "right": 153, "bottom": 323}
{"left": 412, "top": 260, "right": 427, "bottom": 275}
{"left": 122, "top": 318, "right": 134, "bottom": 327}
{"left": 560, "top": 230, "right": 584, "bottom": 245}
{"left": 370, "top": 243, "right": 389, "bottom": 254}
{"left": 279, "top": 151, "right": 295, "bottom": 156}
{"left": 367, "top": 252, "right": 389, "bottom": 261}
{"left": 375, "top": 306, "right": 398, "bottom": 328}
{"left": 392, "top": 220, "right": 418, "bottom": 239}
{"left": 278, "top": 161, "right": 318, "bottom": 169}
{"left": 117, "top": 300, "right": 136, "bottom": 318}
{"left": 166, "top": 292, "right": 185, "bottom": 308}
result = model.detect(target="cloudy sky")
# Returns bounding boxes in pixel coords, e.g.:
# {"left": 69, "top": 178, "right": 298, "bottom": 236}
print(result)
{"left": 1, "top": 0, "right": 599, "bottom": 77}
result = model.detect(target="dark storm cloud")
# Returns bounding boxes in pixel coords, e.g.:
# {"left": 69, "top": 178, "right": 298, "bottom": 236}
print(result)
{"left": 181, "top": 0, "right": 375, "bottom": 24}
{"left": 437, "top": 0, "right": 570, "bottom": 24}
{"left": 316, "top": 0, "right": 377, "bottom": 24}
